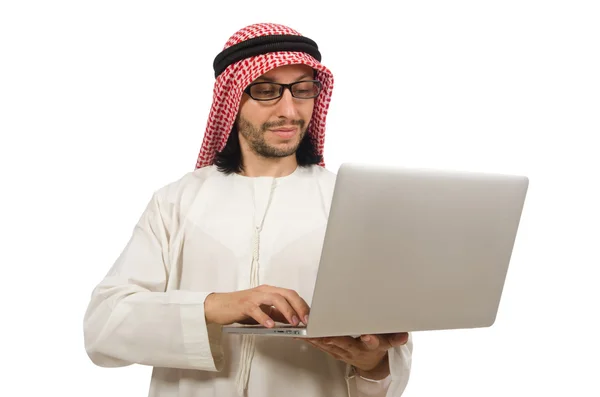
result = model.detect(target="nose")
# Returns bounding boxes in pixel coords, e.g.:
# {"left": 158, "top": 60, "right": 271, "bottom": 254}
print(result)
{"left": 274, "top": 88, "right": 301, "bottom": 120}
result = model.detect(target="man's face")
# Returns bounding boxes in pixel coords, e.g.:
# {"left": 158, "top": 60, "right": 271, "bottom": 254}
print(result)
{"left": 236, "top": 64, "right": 316, "bottom": 159}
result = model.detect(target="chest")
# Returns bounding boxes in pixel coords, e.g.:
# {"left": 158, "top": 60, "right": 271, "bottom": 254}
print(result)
{"left": 174, "top": 180, "right": 329, "bottom": 303}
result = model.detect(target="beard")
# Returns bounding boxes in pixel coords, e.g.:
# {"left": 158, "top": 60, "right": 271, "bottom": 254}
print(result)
{"left": 237, "top": 116, "right": 307, "bottom": 158}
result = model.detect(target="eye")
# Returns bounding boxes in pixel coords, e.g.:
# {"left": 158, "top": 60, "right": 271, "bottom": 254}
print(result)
{"left": 249, "top": 83, "right": 280, "bottom": 99}
{"left": 257, "top": 89, "right": 276, "bottom": 95}
{"left": 292, "top": 81, "right": 319, "bottom": 97}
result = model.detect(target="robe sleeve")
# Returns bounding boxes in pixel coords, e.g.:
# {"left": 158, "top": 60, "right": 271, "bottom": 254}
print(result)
{"left": 83, "top": 190, "right": 224, "bottom": 372}
{"left": 344, "top": 334, "right": 413, "bottom": 396}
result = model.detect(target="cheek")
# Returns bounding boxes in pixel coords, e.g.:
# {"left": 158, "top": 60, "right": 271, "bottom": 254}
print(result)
{"left": 302, "top": 102, "right": 316, "bottom": 121}
{"left": 241, "top": 103, "right": 269, "bottom": 126}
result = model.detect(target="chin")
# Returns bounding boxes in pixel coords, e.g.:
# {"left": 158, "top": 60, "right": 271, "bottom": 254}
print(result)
{"left": 265, "top": 142, "right": 300, "bottom": 158}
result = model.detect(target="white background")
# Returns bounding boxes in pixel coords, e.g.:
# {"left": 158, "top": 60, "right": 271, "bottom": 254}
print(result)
{"left": 1, "top": 1, "right": 599, "bottom": 396}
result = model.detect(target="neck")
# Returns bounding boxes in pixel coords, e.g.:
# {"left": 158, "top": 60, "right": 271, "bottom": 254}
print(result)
{"left": 240, "top": 152, "right": 298, "bottom": 178}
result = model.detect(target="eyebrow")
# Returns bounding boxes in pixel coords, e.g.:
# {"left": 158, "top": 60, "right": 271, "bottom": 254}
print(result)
{"left": 254, "top": 73, "right": 313, "bottom": 83}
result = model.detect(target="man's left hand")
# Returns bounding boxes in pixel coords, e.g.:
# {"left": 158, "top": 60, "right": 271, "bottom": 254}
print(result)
{"left": 297, "top": 332, "right": 409, "bottom": 380}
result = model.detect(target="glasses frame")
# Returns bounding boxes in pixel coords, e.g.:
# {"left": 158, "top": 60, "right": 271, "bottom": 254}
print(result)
{"left": 243, "top": 80, "right": 322, "bottom": 101}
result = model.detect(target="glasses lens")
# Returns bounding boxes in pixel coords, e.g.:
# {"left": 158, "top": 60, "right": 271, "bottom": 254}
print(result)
{"left": 292, "top": 81, "right": 321, "bottom": 98}
{"left": 249, "top": 83, "right": 281, "bottom": 100}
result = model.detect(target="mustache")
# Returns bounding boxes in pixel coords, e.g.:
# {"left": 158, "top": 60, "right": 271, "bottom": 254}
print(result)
{"left": 262, "top": 119, "right": 305, "bottom": 130}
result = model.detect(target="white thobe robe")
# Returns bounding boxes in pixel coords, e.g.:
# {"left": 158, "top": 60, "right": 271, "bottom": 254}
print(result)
{"left": 83, "top": 164, "right": 413, "bottom": 397}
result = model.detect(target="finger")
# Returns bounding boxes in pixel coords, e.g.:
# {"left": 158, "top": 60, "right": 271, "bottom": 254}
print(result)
{"left": 321, "top": 336, "right": 363, "bottom": 354}
{"left": 263, "top": 286, "right": 311, "bottom": 325}
{"left": 265, "top": 307, "right": 291, "bottom": 324}
{"left": 237, "top": 304, "right": 276, "bottom": 325}
{"left": 253, "top": 304, "right": 291, "bottom": 324}
{"left": 245, "top": 304, "right": 276, "bottom": 328}
{"left": 259, "top": 292, "right": 301, "bottom": 326}
{"left": 385, "top": 332, "right": 409, "bottom": 347}
{"left": 360, "top": 334, "right": 385, "bottom": 351}
{"left": 236, "top": 317, "right": 259, "bottom": 325}
{"left": 308, "top": 339, "right": 351, "bottom": 360}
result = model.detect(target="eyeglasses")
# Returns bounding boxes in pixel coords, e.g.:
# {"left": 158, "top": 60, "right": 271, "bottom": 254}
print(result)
{"left": 244, "top": 80, "right": 322, "bottom": 101}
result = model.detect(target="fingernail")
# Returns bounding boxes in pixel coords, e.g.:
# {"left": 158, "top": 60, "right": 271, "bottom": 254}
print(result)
{"left": 361, "top": 335, "right": 371, "bottom": 342}
{"left": 304, "top": 315, "right": 309, "bottom": 324}
{"left": 266, "top": 319, "right": 274, "bottom": 327}
{"left": 395, "top": 334, "right": 407, "bottom": 344}
{"left": 292, "top": 315, "right": 299, "bottom": 325}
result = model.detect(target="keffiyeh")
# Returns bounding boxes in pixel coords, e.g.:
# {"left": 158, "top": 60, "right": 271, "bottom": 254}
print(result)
{"left": 195, "top": 23, "right": 334, "bottom": 169}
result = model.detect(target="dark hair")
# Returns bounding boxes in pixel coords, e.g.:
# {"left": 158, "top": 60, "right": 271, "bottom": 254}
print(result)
{"left": 214, "top": 125, "right": 323, "bottom": 174}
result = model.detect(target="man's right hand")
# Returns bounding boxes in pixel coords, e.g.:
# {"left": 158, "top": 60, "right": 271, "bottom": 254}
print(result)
{"left": 204, "top": 284, "right": 310, "bottom": 328}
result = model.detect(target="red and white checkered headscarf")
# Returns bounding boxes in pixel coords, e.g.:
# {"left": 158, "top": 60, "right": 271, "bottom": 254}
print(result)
{"left": 194, "top": 23, "right": 334, "bottom": 169}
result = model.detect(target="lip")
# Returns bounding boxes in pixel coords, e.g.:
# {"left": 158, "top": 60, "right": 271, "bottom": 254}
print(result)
{"left": 270, "top": 127, "right": 297, "bottom": 138}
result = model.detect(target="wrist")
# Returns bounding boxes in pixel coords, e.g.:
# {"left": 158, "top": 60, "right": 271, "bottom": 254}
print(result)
{"left": 204, "top": 292, "right": 218, "bottom": 324}
{"left": 356, "top": 352, "right": 390, "bottom": 381}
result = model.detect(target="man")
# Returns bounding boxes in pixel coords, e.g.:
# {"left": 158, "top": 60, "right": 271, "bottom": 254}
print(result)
{"left": 83, "top": 23, "right": 413, "bottom": 397}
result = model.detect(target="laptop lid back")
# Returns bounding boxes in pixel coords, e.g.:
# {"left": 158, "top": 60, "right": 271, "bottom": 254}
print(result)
{"left": 304, "top": 163, "right": 529, "bottom": 337}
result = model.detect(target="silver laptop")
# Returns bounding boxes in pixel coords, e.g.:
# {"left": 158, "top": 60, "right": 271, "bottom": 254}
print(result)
{"left": 222, "top": 162, "right": 529, "bottom": 338}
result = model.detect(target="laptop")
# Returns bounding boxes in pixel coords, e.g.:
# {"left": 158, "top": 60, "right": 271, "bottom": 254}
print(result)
{"left": 222, "top": 162, "right": 529, "bottom": 338}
